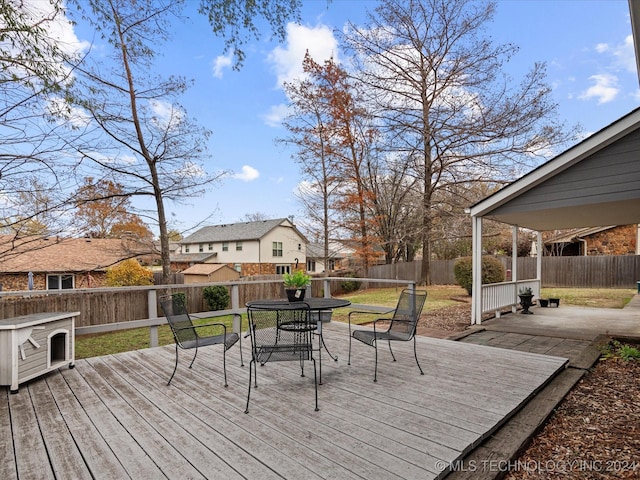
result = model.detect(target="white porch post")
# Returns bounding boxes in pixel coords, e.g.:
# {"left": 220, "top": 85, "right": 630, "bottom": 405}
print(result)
{"left": 511, "top": 226, "right": 518, "bottom": 313}
{"left": 471, "top": 216, "right": 483, "bottom": 325}
{"left": 536, "top": 231, "right": 543, "bottom": 297}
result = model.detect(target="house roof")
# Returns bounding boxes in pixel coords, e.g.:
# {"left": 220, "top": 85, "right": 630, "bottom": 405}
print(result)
{"left": 170, "top": 252, "right": 217, "bottom": 263}
{"left": 545, "top": 226, "right": 618, "bottom": 244}
{"left": 306, "top": 242, "right": 343, "bottom": 259}
{"left": 181, "top": 218, "right": 308, "bottom": 244}
{"left": 181, "top": 263, "right": 235, "bottom": 275}
{"left": 468, "top": 107, "right": 640, "bottom": 231}
{"left": 0, "top": 236, "right": 152, "bottom": 273}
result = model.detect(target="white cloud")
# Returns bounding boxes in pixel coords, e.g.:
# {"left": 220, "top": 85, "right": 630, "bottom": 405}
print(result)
{"left": 212, "top": 54, "right": 232, "bottom": 78}
{"left": 46, "top": 97, "right": 92, "bottom": 128}
{"left": 267, "top": 23, "right": 339, "bottom": 88}
{"left": 262, "top": 103, "right": 291, "bottom": 127}
{"left": 593, "top": 35, "right": 636, "bottom": 73}
{"left": 149, "top": 100, "right": 183, "bottom": 129}
{"left": 233, "top": 165, "right": 259, "bottom": 181}
{"left": 578, "top": 74, "right": 619, "bottom": 104}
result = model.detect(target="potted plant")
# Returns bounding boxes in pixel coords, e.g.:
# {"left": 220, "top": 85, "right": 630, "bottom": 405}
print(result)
{"left": 518, "top": 286, "right": 534, "bottom": 314}
{"left": 283, "top": 270, "right": 311, "bottom": 302}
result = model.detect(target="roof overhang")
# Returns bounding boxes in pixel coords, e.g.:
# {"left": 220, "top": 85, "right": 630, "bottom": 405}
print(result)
{"left": 468, "top": 107, "right": 640, "bottom": 231}
{"left": 630, "top": 0, "right": 640, "bottom": 85}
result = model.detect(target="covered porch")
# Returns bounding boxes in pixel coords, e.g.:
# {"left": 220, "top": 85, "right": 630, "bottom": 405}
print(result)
{"left": 468, "top": 107, "right": 640, "bottom": 324}
{"left": 2, "top": 321, "right": 568, "bottom": 480}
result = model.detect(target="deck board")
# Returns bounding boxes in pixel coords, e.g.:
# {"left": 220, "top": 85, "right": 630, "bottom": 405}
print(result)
{"left": 4, "top": 321, "right": 568, "bottom": 480}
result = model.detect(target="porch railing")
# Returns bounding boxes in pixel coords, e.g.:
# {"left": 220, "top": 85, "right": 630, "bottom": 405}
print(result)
{"left": 481, "top": 279, "right": 540, "bottom": 315}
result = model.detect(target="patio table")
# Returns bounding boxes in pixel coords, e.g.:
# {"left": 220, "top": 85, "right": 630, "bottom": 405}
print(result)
{"left": 246, "top": 298, "right": 351, "bottom": 383}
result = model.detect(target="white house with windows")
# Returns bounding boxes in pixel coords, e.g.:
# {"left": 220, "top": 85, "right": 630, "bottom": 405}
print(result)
{"left": 173, "top": 218, "right": 308, "bottom": 276}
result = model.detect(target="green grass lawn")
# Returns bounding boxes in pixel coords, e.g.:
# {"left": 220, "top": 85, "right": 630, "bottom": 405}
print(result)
{"left": 75, "top": 286, "right": 636, "bottom": 359}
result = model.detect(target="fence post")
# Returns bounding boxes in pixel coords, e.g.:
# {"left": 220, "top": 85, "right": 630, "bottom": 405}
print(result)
{"left": 148, "top": 289, "right": 158, "bottom": 347}
{"left": 231, "top": 283, "right": 241, "bottom": 334}
{"left": 323, "top": 278, "right": 331, "bottom": 298}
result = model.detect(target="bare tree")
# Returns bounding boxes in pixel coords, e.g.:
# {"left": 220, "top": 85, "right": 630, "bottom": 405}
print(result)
{"left": 342, "top": 0, "right": 577, "bottom": 284}
{"left": 280, "top": 52, "right": 344, "bottom": 274}
{"left": 63, "top": 0, "right": 225, "bottom": 283}
{"left": 0, "top": 0, "right": 84, "bottom": 256}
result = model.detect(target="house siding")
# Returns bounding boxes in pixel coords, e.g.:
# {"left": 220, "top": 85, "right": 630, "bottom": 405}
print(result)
{"left": 490, "top": 127, "right": 640, "bottom": 215}
{"left": 0, "top": 272, "right": 108, "bottom": 292}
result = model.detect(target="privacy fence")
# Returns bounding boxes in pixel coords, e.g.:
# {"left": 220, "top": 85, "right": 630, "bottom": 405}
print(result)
{"left": 367, "top": 255, "right": 640, "bottom": 289}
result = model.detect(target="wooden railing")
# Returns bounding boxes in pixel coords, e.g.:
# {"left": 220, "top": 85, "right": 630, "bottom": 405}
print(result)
{"left": 480, "top": 279, "right": 540, "bottom": 315}
{"left": 0, "top": 277, "right": 416, "bottom": 348}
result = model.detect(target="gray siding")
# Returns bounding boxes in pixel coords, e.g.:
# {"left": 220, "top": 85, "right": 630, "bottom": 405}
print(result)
{"left": 491, "top": 126, "right": 640, "bottom": 215}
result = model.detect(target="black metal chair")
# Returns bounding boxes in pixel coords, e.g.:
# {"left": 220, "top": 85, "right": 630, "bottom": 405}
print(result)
{"left": 245, "top": 302, "right": 318, "bottom": 413}
{"left": 159, "top": 294, "right": 241, "bottom": 387}
{"left": 348, "top": 289, "right": 427, "bottom": 382}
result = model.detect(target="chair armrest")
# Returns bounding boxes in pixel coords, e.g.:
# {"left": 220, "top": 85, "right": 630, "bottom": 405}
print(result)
{"left": 192, "top": 322, "right": 228, "bottom": 333}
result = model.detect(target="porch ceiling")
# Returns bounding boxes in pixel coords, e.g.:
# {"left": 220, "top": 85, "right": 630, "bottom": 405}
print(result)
{"left": 481, "top": 198, "right": 640, "bottom": 231}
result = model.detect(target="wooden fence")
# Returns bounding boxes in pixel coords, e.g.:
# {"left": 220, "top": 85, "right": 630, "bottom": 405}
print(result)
{"left": 368, "top": 255, "right": 640, "bottom": 288}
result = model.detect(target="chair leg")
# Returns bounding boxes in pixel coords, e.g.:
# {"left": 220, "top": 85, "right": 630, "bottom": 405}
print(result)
{"left": 222, "top": 347, "right": 228, "bottom": 388}
{"left": 312, "top": 356, "right": 319, "bottom": 412}
{"left": 348, "top": 317, "right": 352, "bottom": 365}
{"left": 189, "top": 346, "right": 198, "bottom": 368}
{"left": 413, "top": 337, "right": 424, "bottom": 375}
{"left": 245, "top": 359, "right": 254, "bottom": 414}
{"left": 373, "top": 341, "right": 378, "bottom": 383}
{"left": 388, "top": 340, "right": 397, "bottom": 361}
{"left": 167, "top": 343, "right": 179, "bottom": 386}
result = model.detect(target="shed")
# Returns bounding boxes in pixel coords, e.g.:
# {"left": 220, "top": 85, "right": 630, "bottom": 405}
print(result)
{"left": 181, "top": 264, "right": 240, "bottom": 284}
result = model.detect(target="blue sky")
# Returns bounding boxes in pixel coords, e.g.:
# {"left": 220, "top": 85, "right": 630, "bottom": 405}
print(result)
{"left": 68, "top": 0, "right": 640, "bottom": 235}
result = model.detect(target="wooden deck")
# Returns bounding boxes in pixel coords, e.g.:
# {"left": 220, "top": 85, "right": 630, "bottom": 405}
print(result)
{"left": 1, "top": 322, "right": 568, "bottom": 480}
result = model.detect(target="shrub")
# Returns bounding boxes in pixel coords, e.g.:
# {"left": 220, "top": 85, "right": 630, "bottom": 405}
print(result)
{"left": 454, "top": 256, "right": 505, "bottom": 295}
{"left": 341, "top": 279, "right": 361, "bottom": 293}
{"left": 203, "top": 285, "right": 230, "bottom": 311}
{"left": 106, "top": 259, "right": 154, "bottom": 287}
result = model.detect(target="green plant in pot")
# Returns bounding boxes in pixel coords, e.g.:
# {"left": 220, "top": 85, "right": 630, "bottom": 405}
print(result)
{"left": 283, "top": 270, "right": 311, "bottom": 302}
{"left": 518, "top": 286, "right": 534, "bottom": 314}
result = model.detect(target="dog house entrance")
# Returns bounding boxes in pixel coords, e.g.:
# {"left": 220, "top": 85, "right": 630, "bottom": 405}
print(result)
{"left": 50, "top": 332, "right": 68, "bottom": 365}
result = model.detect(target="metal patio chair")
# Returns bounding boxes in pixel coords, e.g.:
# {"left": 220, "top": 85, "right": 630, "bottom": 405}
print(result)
{"left": 245, "top": 302, "right": 318, "bottom": 413}
{"left": 348, "top": 289, "right": 427, "bottom": 382}
{"left": 159, "top": 294, "right": 241, "bottom": 387}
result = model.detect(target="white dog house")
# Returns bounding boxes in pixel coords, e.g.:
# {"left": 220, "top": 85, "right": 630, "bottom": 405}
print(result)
{"left": 0, "top": 312, "right": 79, "bottom": 393}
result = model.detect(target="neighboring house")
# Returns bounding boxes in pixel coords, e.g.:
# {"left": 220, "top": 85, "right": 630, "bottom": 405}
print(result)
{"left": 173, "top": 218, "right": 308, "bottom": 276}
{"left": 182, "top": 263, "right": 240, "bottom": 284}
{"left": 543, "top": 225, "right": 639, "bottom": 256}
{"left": 305, "top": 242, "right": 343, "bottom": 273}
{"left": 0, "top": 235, "right": 154, "bottom": 291}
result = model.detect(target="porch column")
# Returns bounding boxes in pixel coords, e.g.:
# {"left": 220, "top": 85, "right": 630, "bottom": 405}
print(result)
{"left": 511, "top": 226, "right": 518, "bottom": 313}
{"left": 471, "top": 216, "right": 483, "bottom": 325}
{"left": 536, "top": 231, "right": 543, "bottom": 297}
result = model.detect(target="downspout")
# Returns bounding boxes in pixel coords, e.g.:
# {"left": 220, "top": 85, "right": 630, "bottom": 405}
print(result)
{"left": 577, "top": 237, "right": 588, "bottom": 256}
{"left": 258, "top": 239, "right": 261, "bottom": 274}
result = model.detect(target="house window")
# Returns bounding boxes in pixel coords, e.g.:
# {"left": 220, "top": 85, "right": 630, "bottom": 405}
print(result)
{"left": 276, "top": 265, "right": 290, "bottom": 275}
{"left": 234, "top": 264, "right": 241, "bottom": 272}
{"left": 327, "top": 259, "right": 336, "bottom": 271}
{"left": 199, "top": 244, "right": 204, "bottom": 252}
{"left": 236, "top": 242, "right": 243, "bottom": 251}
{"left": 272, "top": 242, "right": 283, "bottom": 257}
{"left": 208, "top": 243, "right": 213, "bottom": 251}
{"left": 222, "top": 242, "right": 228, "bottom": 252}
{"left": 306, "top": 260, "right": 316, "bottom": 272}
{"left": 47, "top": 274, "right": 74, "bottom": 290}
{"left": 185, "top": 245, "right": 190, "bottom": 253}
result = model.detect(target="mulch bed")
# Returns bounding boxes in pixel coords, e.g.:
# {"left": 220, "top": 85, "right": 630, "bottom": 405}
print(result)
{"left": 422, "top": 300, "right": 640, "bottom": 479}
{"left": 505, "top": 355, "right": 640, "bottom": 479}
